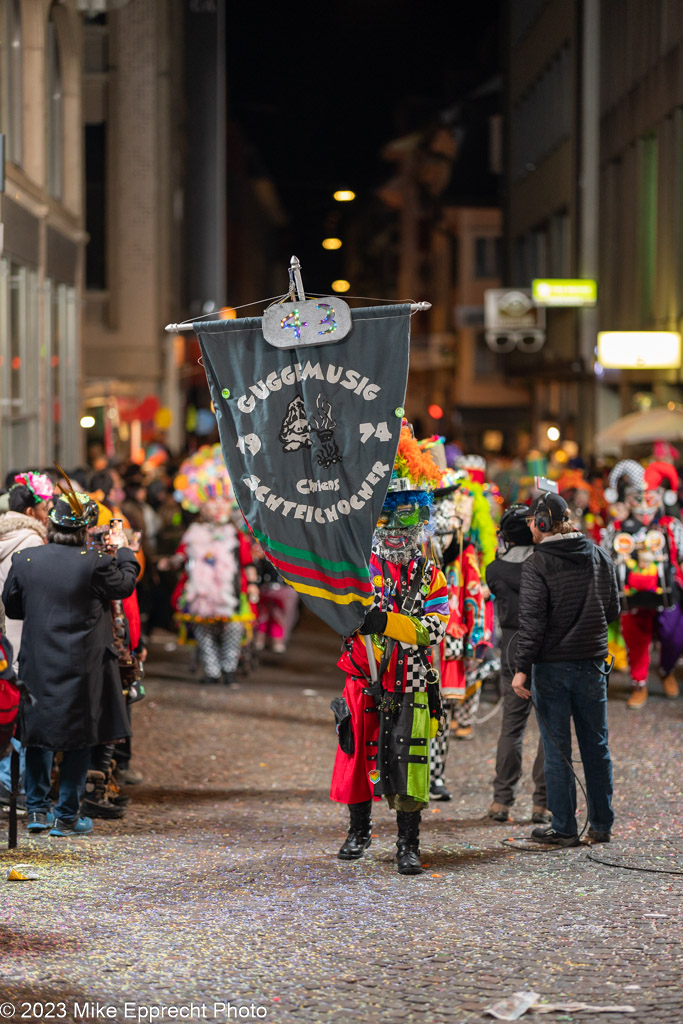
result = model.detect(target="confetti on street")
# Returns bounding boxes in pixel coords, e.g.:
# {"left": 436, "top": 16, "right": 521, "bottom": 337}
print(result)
{"left": 1, "top": 614, "right": 681, "bottom": 1023}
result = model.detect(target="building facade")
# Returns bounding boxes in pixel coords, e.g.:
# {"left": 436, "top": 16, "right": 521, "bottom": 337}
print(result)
{"left": 81, "top": 0, "right": 187, "bottom": 458}
{"left": 0, "top": 0, "right": 84, "bottom": 478}
{"left": 505, "top": 0, "right": 683, "bottom": 454}
{"left": 372, "top": 86, "right": 530, "bottom": 453}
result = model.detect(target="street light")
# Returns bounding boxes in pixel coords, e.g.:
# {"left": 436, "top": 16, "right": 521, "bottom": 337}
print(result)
{"left": 331, "top": 280, "right": 350, "bottom": 293}
{"left": 333, "top": 190, "right": 355, "bottom": 202}
{"left": 80, "top": 415, "right": 96, "bottom": 429}
{"left": 546, "top": 426, "right": 560, "bottom": 442}
{"left": 322, "top": 238, "right": 342, "bottom": 250}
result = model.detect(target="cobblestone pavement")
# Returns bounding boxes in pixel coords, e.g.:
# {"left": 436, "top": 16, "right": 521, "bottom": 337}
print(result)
{"left": 2, "top": 613, "right": 682, "bottom": 1024}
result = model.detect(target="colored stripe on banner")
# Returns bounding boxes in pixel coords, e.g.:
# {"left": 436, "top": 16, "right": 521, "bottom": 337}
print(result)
{"left": 268, "top": 552, "right": 371, "bottom": 593}
{"left": 281, "top": 576, "right": 375, "bottom": 607}
{"left": 253, "top": 528, "right": 369, "bottom": 579}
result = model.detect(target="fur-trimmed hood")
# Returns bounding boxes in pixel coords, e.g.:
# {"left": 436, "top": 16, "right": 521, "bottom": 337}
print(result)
{"left": 0, "top": 511, "right": 47, "bottom": 568}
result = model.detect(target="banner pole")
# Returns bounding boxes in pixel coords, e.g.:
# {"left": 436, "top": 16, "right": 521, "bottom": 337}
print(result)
{"left": 364, "top": 635, "right": 379, "bottom": 682}
{"left": 164, "top": 301, "right": 431, "bottom": 333}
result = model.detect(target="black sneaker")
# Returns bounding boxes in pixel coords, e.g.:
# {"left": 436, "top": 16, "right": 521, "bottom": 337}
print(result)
{"left": 27, "top": 811, "right": 55, "bottom": 833}
{"left": 430, "top": 779, "right": 452, "bottom": 801}
{"left": 530, "top": 825, "right": 580, "bottom": 847}
{"left": 587, "top": 827, "right": 611, "bottom": 843}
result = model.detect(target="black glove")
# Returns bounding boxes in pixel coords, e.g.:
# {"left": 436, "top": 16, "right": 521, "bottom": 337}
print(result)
{"left": 358, "top": 608, "right": 388, "bottom": 635}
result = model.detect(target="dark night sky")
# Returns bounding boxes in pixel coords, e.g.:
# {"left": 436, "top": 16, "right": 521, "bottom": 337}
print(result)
{"left": 227, "top": 0, "right": 502, "bottom": 288}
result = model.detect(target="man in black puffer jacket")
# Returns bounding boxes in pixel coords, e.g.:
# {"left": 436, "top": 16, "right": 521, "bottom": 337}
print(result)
{"left": 512, "top": 492, "right": 620, "bottom": 846}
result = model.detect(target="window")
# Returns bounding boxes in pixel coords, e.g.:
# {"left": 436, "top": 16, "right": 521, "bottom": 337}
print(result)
{"left": 86, "top": 123, "right": 107, "bottom": 288}
{"left": 512, "top": 44, "right": 571, "bottom": 181}
{"left": 548, "top": 211, "right": 571, "bottom": 277}
{"left": 475, "top": 330, "right": 500, "bottom": 378}
{"left": 638, "top": 135, "right": 658, "bottom": 324}
{"left": 0, "top": 0, "right": 23, "bottom": 165}
{"left": 474, "top": 236, "right": 501, "bottom": 279}
{"left": 47, "top": 6, "right": 63, "bottom": 199}
{"left": 45, "top": 277, "right": 77, "bottom": 464}
{"left": 0, "top": 259, "right": 39, "bottom": 475}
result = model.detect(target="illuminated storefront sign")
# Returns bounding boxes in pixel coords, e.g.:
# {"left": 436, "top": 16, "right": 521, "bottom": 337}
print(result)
{"left": 597, "top": 331, "right": 682, "bottom": 369}
{"left": 532, "top": 279, "right": 598, "bottom": 306}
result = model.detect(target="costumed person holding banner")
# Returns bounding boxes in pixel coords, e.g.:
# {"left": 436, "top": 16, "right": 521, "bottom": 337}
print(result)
{"left": 330, "top": 427, "right": 448, "bottom": 874}
{"left": 427, "top": 467, "right": 487, "bottom": 800}
{"left": 602, "top": 460, "right": 683, "bottom": 709}
{"left": 166, "top": 446, "right": 258, "bottom": 686}
{"left": 188, "top": 270, "right": 431, "bottom": 868}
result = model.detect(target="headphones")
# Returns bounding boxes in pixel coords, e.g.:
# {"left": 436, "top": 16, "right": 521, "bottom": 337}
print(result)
{"left": 534, "top": 495, "right": 554, "bottom": 533}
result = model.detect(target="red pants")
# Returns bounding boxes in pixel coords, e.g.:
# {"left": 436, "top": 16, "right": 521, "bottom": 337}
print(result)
{"left": 330, "top": 675, "right": 379, "bottom": 804}
{"left": 620, "top": 609, "right": 656, "bottom": 683}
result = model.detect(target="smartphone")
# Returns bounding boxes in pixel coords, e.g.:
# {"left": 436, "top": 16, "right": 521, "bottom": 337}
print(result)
{"left": 534, "top": 477, "right": 559, "bottom": 494}
{"left": 108, "top": 519, "right": 124, "bottom": 538}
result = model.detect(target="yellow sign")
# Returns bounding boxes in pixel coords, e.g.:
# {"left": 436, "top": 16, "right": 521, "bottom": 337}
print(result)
{"left": 597, "top": 331, "right": 682, "bottom": 369}
{"left": 532, "top": 279, "right": 598, "bottom": 306}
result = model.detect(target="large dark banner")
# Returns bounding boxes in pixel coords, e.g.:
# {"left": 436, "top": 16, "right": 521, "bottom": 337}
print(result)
{"left": 195, "top": 304, "right": 412, "bottom": 636}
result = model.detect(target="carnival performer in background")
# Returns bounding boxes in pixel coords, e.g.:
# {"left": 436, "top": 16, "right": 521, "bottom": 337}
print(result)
{"left": 165, "top": 446, "right": 258, "bottom": 686}
{"left": 252, "top": 541, "right": 300, "bottom": 655}
{"left": 448, "top": 455, "right": 496, "bottom": 738}
{"left": 80, "top": 521, "right": 147, "bottom": 819}
{"left": 602, "top": 460, "right": 683, "bottom": 708}
{"left": 331, "top": 425, "right": 448, "bottom": 875}
{"left": 486, "top": 503, "right": 548, "bottom": 824}
{"left": 428, "top": 467, "right": 486, "bottom": 800}
{"left": 557, "top": 467, "right": 606, "bottom": 542}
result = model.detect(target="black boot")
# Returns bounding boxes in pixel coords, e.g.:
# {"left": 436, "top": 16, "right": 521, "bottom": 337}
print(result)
{"left": 337, "top": 801, "right": 372, "bottom": 860}
{"left": 396, "top": 810, "right": 423, "bottom": 875}
{"left": 84, "top": 745, "right": 126, "bottom": 819}
{"left": 81, "top": 770, "right": 126, "bottom": 819}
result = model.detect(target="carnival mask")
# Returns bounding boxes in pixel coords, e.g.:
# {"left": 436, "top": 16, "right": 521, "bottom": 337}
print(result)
{"left": 631, "top": 489, "right": 661, "bottom": 526}
{"left": 375, "top": 497, "right": 430, "bottom": 562}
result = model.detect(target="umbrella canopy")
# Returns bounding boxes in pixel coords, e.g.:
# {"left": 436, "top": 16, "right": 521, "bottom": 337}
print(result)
{"left": 595, "top": 408, "right": 683, "bottom": 452}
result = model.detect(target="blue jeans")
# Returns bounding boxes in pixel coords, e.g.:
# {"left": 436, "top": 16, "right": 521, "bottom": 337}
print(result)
{"left": 24, "top": 747, "right": 91, "bottom": 822}
{"left": 0, "top": 739, "right": 25, "bottom": 793}
{"left": 531, "top": 660, "right": 614, "bottom": 836}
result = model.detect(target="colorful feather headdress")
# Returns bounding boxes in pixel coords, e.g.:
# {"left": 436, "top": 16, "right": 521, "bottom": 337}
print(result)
{"left": 48, "top": 463, "right": 98, "bottom": 529}
{"left": 387, "top": 423, "right": 443, "bottom": 496}
{"left": 173, "top": 443, "right": 234, "bottom": 513}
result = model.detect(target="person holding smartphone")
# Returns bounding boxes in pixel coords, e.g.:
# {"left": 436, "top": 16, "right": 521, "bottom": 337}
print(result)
{"left": 2, "top": 487, "right": 140, "bottom": 837}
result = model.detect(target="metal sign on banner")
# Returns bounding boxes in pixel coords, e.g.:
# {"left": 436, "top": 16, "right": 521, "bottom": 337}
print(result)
{"left": 484, "top": 288, "right": 546, "bottom": 354}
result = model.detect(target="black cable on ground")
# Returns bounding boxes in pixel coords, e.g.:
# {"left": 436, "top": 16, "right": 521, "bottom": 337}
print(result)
{"left": 585, "top": 842, "right": 683, "bottom": 876}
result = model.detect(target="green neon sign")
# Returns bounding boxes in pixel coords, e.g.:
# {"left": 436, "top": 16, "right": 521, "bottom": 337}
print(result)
{"left": 532, "top": 278, "right": 598, "bottom": 306}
